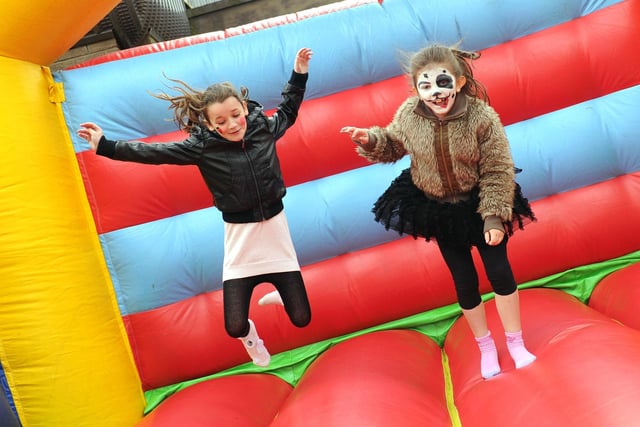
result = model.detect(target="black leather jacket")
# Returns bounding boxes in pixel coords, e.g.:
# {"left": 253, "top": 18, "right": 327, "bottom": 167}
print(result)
{"left": 96, "top": 71, "right": 307, "bottom": 223}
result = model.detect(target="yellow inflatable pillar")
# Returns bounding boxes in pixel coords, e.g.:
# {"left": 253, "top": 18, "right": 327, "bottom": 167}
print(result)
{"left": 0, "top": 1, "right": 145, "bottom": 426}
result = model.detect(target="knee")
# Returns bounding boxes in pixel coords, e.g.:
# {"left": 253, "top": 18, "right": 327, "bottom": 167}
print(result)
{"left": 486, "top": 267, "right": 517, "bottom": 296}
{"left": 290, "top": 309, "right": 311, "bottom": 328}
{"left": 225, "top": 319, "right": 249, "bottom": 339}
{"left": 457, "top": 290, "right": 482, "bottom": 310}
{"left": 453, "top": 277, "right": 481, "bottom": 310}
{"left": 493, "top": 283, "right": 517, "bottom": 296}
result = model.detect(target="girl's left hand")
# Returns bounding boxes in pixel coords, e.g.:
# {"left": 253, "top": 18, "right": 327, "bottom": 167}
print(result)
{"left": 77, "top": 122, "right": 104, "bottom": 151}
{"left": 294, "top": 47, "right": 313, "bottom": 74}
{"left": 340, "top": 126, "right": 370, "bottom": 145}
{"left": 484, "top": 228, "right": 505, "bottom": 246}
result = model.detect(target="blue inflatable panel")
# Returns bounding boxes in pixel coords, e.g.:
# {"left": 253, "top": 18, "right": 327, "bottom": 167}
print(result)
{"left": 56, "top": 0, "right": 622, "bottom": 150}
{"left": 509, "top": 86, "right": 640, "bottom": 200}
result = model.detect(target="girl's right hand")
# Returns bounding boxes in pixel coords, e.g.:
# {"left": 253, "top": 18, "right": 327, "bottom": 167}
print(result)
{"left": 294, "top": 47, "right": 313, "bottom": 74}
{"left": 340, "top": 126, "right": 369, "bottom": 145}
{"left": 77, "top": 122, "right": 104, "bottom": 151}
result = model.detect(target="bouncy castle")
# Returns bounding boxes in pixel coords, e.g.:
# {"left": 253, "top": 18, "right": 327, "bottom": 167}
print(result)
{"left": 2, "top": 0, "right": 640, "bottom": 425}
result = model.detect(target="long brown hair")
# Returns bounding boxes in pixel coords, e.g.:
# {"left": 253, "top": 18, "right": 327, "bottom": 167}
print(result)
{"left": 405, "top": 43, "right": 489, "bottom": 103}
{"left": 152, "top": 77, "right": 249, "bottom": 133}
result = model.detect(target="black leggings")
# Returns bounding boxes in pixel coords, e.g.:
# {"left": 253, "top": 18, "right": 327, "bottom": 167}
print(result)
{"left": 437, "top": 237, "right": 517, "bottom": 310}
{"left": 222, "top": 271, "right": 311, "bottom": 338}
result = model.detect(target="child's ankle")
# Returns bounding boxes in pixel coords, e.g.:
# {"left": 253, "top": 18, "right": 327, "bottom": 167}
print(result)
{"left": 505, "top": 330, "right": 536, "bottom": 369}
{"left": 475, "top": 331, "right": 501, "bottom": 379}
{"left": 239, "top": 319, "right": 271, "bottom": 367}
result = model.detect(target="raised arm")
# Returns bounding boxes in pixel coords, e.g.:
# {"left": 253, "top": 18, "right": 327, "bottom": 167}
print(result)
{"left": 268, "top": 47, "right": 313, "bottom": 140}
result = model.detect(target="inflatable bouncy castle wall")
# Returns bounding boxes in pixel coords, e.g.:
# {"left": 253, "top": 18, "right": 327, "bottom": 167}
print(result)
{"left": 2, "top": 0, "right": 640, "bottom": 425}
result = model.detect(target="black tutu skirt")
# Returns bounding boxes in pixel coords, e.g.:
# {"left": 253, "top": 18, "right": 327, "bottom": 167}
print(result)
{"left": 372, "top": 168, "right": 535, "bottom": 247}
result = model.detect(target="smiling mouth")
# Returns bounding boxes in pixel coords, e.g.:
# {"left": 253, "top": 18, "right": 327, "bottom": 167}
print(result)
{"left": 430, "top": 97, "right": 450, "bottom": 109}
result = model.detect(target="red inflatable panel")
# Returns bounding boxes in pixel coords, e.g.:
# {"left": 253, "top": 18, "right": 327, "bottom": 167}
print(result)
{"left": 475, "top": 0, "right": 640, "bottom": 125}
{"left": 122, "top": 237, "right": 453, "bottom": 390}
{"left": 589, "top": 262, "right": 640, "bottom": 331}
{"left": 123, "top": 291, "right": 239, "bottom": 390}
{"left": 504, "top": 172, "right": 640, "bottom": 283}
{"left": 271, "top": 330, "right": 450, "bottom": 427}
{"left": 77, "top": 152, "right": 211, "bottom": 233}
{"left": 125, "top": 173, "right": 640, "bottom": 390}
{"left": 136, "top": 374, "right": 292, "bottom": 427}
{"left": 447, "top": 288, "right": 640, "bottom": 427}
{"left": 79, "top": 0, "right": 640, "bottom": 234}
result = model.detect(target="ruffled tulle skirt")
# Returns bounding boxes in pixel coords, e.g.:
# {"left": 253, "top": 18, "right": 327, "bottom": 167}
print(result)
{"left": 372, "top": 168, "right": 535, "bottom": 246}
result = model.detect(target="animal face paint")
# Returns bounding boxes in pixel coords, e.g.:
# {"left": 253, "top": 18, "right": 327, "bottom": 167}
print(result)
{"left": 415, "top": 65, "right": 462, "bottom": 119}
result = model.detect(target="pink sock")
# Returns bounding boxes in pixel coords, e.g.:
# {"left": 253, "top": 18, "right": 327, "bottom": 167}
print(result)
{"left": 258, "top": 290, "right": 284, "bottom": 306}
{"left": 239, "top": 319, "right": 271, "bottom": 367}
{"left": 475, "top": 331, "right": 501, "bottom": 379}
{"left": 505, "top": 331, "right": 536, "bottom": 369}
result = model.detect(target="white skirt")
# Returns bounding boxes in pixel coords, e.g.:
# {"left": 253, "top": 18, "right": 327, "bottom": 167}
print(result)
{"left": 222, "top": 210, "right": 300, "bottom": 281}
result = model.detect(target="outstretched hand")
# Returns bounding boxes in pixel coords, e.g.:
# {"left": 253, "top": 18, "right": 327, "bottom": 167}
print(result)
{"left": 340, "top": 126, "right": 370, "bottom": 145}
{"left": 77, "top": 122, "right": 104, "bottom": 151}
{"left": 294, "top": 47, "right": 313, "bottom": 74}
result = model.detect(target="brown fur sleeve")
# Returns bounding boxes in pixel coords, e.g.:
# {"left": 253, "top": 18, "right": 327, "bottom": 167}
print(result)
{"left": 355, "top": 99, "right": 412, "bottom": 163}
{"left": 475, "top": 102, "right": 516, "bottom": 222}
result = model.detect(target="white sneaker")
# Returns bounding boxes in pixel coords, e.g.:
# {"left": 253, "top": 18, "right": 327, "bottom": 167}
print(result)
{"left": 239, "top": 319, "right": 270, "bottom": 367}
{"left": 258, "top": 290, "right": 284, "bottom": 306}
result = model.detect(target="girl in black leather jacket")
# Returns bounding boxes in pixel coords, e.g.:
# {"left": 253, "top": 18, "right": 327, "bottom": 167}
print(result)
{"left": 78, "top": 47, "right": 313, "bottom": 368}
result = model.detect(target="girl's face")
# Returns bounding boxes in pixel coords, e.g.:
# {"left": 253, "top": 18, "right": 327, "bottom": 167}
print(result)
{"left": 205, "top": 96, "right": 249, "bottom": 142}
{"left": 415, "top": 63, "right": 466, "bottom": 119}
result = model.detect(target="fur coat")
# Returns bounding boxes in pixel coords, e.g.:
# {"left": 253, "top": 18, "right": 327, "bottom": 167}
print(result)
{"left": 357, "top": 94, "right": 516, "bottom": 223}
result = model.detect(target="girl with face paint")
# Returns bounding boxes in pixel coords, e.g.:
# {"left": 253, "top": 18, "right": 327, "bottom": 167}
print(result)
{"left": 341, "top": 44, "right": 536, "bottom": 379}
{"left": 78, "top": 48, "right": 314, "bottom": 368}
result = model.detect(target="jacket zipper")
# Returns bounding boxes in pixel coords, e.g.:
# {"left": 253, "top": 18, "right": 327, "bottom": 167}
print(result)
{"left": 437, "top": 120, "right": 455, "bottom": 194}
{"left": 242, "top": 139, "right": 266, "bottom": 220}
